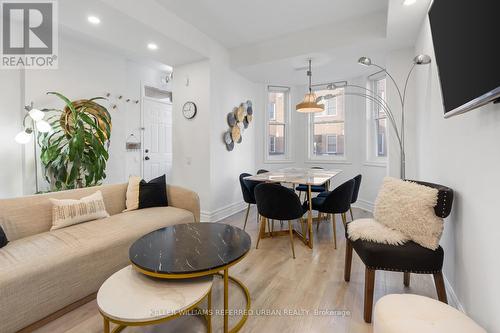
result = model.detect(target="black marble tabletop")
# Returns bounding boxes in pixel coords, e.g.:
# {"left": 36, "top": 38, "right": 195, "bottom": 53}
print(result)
{"left": 129, "top": 223, "right": 251, "bottom": 275}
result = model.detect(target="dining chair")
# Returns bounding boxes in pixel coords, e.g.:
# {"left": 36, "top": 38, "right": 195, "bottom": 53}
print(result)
{"left": 344, "top": 181, "right": 454, "bottom": 323}
{"left": 319, "top": 174, "right": 362, "bottom": 221}
{"left": 239, "top": 173, "right": 262, "bottom": 230}
{"left": 306, "top": 179, "right": 355, "bottom": 249}
{"left": 254, "top": 183, "right": 306, "bottom": 258}
{"left": 295, "top": 166, "right": 328, "bottom": 201}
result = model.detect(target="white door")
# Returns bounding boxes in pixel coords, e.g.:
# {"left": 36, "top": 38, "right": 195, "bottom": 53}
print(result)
{"left": 142, "top": 98, "right": 172, "bottom": 181}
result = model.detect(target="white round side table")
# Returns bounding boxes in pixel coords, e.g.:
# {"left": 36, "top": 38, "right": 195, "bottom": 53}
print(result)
{"left": 97, "top": 266, "right": 213, "bottom": 333}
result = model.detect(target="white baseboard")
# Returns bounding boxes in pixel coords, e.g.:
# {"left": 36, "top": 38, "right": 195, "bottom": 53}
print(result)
{"left": 353, "top": 199, "right": 374, "bottom": 213}
{"left": 200, "top": 201, "right": 247, "bottom": 223}
{"left": 443, "top": 273, "right": 465, "bottom": 313}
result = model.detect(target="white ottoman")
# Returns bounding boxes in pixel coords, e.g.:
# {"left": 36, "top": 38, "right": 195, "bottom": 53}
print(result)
{"left": 373, "top": 294, "right": 485, "bottom": 333}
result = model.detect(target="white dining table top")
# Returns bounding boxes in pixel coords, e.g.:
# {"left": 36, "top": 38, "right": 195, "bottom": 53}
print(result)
{"left": 244, "top": 167, "right": 342, "bottom": 186}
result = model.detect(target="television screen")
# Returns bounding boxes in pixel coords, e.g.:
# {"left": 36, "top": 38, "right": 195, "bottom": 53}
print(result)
{"left": 429, "top": 0, "right": 500, "bottom": 118}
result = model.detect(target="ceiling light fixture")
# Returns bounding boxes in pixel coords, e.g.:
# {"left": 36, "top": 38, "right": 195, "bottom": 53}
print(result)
{"left": 296, "top": 59, "right": 324, "bottom": 113}
{"left": 147, "top": 43, "right": 158, "bottom": 50}
{"left": 403, "top": 0, "right": 417, "bottom": 6}
{"left": 87, "top": 16, "right": 100, "bottom": 25}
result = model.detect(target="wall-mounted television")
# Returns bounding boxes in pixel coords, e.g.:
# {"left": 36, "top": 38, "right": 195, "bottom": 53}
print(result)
{"left": 429, "top": 0, "right": 500, "bottom": 118}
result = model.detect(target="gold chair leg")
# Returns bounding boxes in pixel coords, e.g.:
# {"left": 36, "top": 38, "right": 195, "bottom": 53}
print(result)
{"left": 103, "top": 317, "right": 110, "bottom": 333}
{"left": 341, "top": 213, "right": 347, "bottom": 227}
{"left": 331, "top": 214, "right": 337, "bottom": 249}
{"left": 267, "top": 219, "right": 272, "bottom": 237}
{"left": 243, "top": 203, "right": 250, "bottom": 230}
{"left": 256, "top": 216, "right": 266, "bottom": 249}
{"left": 288, "top": 220, "right": 296, "bottom": 259}
{"left": 349, "top": 207, "right": 354, "bottom": 221}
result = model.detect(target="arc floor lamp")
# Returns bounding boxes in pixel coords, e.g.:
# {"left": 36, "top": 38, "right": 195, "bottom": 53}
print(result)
{"left": 317, "top": 54, "right": 431, "bottom": 179}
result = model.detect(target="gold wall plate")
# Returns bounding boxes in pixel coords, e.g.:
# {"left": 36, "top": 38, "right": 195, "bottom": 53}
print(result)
{"left": 231, "top": 126, "right": 241, "bottom": 142}
{"left": 246, "top": 114, "right": 253, "bottom": 123}
{"left": 236, "top": 106, "right": 245, "bottom": 122}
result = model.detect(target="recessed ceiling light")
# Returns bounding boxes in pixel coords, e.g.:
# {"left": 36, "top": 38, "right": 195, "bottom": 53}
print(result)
{"left": 403, "top": 0, "right": 417, "bottom": 6}
{"left": 147, "top": 43, "right": 158, "bottom": 50}
{"left": 87, "top": 16, "right": 100, "bottom": 25}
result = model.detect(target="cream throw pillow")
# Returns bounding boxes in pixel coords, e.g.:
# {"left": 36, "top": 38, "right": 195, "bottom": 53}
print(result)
{"left": 50, "top": 191, "right": 109, "bottom": 230}
{"left": 123, "top": 176, "right": 141, "bottom": 212}
{"left": 373, "top": 177, "right": 443, "bottom": 250}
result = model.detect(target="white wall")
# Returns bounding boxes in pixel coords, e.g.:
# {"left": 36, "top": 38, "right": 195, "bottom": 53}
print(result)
{"left": 412, "top": 16, "right": 500, "bottom": 332}
{"left": 171, "top": 60, "right": 212, "bottom": 214}
{"left": 255, "top": 78, "right": 387, "bottom": 210}
{"left": 209, "top": 55, "right": 259, "bottom": 220}
{"left": 2, "top": 37, "right": 169, "bottom": 196}
{"left": 0, "top": 70, "right": 24, "bottom": 198}
{"left": 171, "top": 55, "right": 260, "bottom": 221}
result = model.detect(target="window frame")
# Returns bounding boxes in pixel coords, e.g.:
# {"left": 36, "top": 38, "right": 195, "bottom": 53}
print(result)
{"left": 265, "top": 86, "right": 292, "bottom": 163}
{"left": 307, "top": 88, "right": 347, "bottom": 162}
{"left": 366, "top": 76, "right": 388, "bottom": 164}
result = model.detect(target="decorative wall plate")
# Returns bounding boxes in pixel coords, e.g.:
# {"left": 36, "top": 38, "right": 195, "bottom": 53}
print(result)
{"left": 223, "top": 131, "right": 233, "bottom": 145}
{"left": 237, "top": 136, "right": 242, "bottom": 144}
{"left": 231, "top": 126, "right": 241, "bottom": 142}
{"left": 246, "top": 114, "right": 253, "bottom": 123}
{"left": 243, "top": 118, "right": 249, "bottom": 129}
{"left": 236, "top": 105, "right": 246, "bottom": 122}
{"left": 246, "top": 106, "right": 253, "bottom": 115}
{"left": 226, "top": 141, "right": 234, "bottom": 151}
{"left": 227, "top": 111, "right": 237, "bottom": 127}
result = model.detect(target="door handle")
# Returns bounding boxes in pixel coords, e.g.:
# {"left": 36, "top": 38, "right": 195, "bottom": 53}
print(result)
{"left": 144, "top": 156, "right": 150, "bottom": 161}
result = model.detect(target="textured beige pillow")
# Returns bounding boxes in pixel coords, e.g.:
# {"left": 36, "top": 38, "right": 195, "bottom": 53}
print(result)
{"left": 373, "top": 177, "right": 443, "bottom": 250}
{"left": 123, "top": 176, "right": 141, "bottom": 212}
{"left": 50, "top": 191, "right": 109, "bottom": 230}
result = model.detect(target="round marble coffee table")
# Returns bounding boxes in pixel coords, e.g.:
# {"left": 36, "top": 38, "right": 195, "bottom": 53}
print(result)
{"left": 97, "top": 266, "right": 213, "bottom": 333}
{"left": 129, "top": 223, "right": 251, "bottom": 333}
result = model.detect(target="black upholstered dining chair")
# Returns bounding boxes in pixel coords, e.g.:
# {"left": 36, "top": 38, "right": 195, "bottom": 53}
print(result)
{"left": 306, "top": 179, "right": 355, "bottom": 249}
{"left": 320, "top": 174, "right": 363, "bottom": 221}
{"left": 239, "top": 173, "right": 262, "bottom": 230}
{"left": 254, "top": 183, "right": 305, "bottom": 258}
{"left": 344, "top": 180, "right": 454, "bottom": 323}
{"left": 295, "top": 166, "right": 328, "bottom": 200}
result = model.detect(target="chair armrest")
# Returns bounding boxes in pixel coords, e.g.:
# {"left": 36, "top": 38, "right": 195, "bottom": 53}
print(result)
{"left": 167, "top": 185, "right": 200, "bottom": 222}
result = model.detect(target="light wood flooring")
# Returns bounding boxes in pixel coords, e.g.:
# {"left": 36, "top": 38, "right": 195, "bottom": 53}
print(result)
{"left": 33, "top": 207, "right": 440, "bottom": 333}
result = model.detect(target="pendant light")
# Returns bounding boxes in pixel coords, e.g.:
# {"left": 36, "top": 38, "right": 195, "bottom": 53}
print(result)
{"left": 296, "top": 59, "right": 324, "bottom": 113}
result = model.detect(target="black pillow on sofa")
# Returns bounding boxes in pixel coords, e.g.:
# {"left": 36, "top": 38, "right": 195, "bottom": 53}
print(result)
{"left": 139, "top": 175, "right": 168, "bottom": 209}
{"left": 0, "top": 226, "right": 8, "bottom": 248}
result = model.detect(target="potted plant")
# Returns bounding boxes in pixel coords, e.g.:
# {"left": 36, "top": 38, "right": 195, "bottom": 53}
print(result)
{"left": 38, "top": 92, "right": 112, "bottom": 190}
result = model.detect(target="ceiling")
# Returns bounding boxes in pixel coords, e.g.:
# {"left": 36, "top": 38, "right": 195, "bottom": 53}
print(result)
{"left": 155, "top": 0, "right": 388, "bottom": 49}
{"left": 58, "top": 0, "right": 430, "bottom": 85}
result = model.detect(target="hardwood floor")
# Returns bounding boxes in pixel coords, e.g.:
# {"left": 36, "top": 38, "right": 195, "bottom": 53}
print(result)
{"left": 33, "top": 207, "right": 439, "bottom": 333}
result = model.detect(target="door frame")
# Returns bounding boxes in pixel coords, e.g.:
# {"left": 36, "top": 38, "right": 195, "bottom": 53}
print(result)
{"left": 140, "top": 81, "right": 172, "bottom": 178}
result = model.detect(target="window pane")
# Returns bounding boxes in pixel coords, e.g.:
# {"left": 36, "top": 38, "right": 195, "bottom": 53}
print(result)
{"left": 376, "top": 118, "right": 387, "bottom": 157}
{"left": 374, "top": 78, "right": 386, "bottom": 118}
{"left": 268, "top": 124, "right": 285, "bottom": 155}
{"left": 315, "top": 90, "right": 345, "bottom": 121}
{"left": 268, "top": 92, "right": 285, "bottom": 123}
{"left": 313, "top": 123, "right": 344, "bottom": 156}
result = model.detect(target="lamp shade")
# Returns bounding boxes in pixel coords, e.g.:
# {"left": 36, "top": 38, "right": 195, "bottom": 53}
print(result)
{"left": 36, "top": 120, "right": 52, "bottom": 133}
{"left": 296, "top": 92, "right": 324, "bottom": 113}
{"left": 28, "top": 108, "right": 44, "bottom": 122}
{"left": 15, "top": 130, "right": 32, "bottom": 144}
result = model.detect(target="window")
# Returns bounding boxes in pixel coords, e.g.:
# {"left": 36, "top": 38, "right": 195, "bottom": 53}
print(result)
{"left": 373, "top": 78, "right": 387, "bottom": 157}
{"left": 309, "top": 88, "right": 345, "bottom": 159}
{"left": 266, "top": 86, "right": 290, "bottom": 160}
{"left": 326, "top": 135, "right": 337, "bottom": 153}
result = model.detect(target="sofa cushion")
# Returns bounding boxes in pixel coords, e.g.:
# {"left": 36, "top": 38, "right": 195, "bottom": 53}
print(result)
{"left": 0, "top": 206, "right": 194, "bottom": 333}
{"left": 139, "top": 175, "right": 168, "bottom": 209}
{"left": 50, "top": 191, "right": 110, "bottom": 230}
{"left": 0, "top": 225, "right": 7, "bottom": 248}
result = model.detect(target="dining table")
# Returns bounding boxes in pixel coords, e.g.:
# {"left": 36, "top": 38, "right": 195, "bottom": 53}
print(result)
{"left": 244, "top": 167, "right": 342, "bottom": 249}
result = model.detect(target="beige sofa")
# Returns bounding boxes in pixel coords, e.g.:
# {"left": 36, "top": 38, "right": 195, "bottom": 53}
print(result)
{"left": 0, "top": 183, "right": 200, "bottom": 333}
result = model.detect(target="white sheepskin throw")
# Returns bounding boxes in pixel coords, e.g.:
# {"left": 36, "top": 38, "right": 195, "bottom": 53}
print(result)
{"left": 374, "top": 177, "right": 443, "bottom": 250}
{"left": 348, "top": 218, "right": 409, "bottom": 245}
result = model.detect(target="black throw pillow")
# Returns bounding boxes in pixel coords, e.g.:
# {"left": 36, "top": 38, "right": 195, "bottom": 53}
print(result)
{"left": 0, "top": 226, "right": 8, "bottom": 248}
{"left": 139, "top": 175, "right": 168, "bottom": 209}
